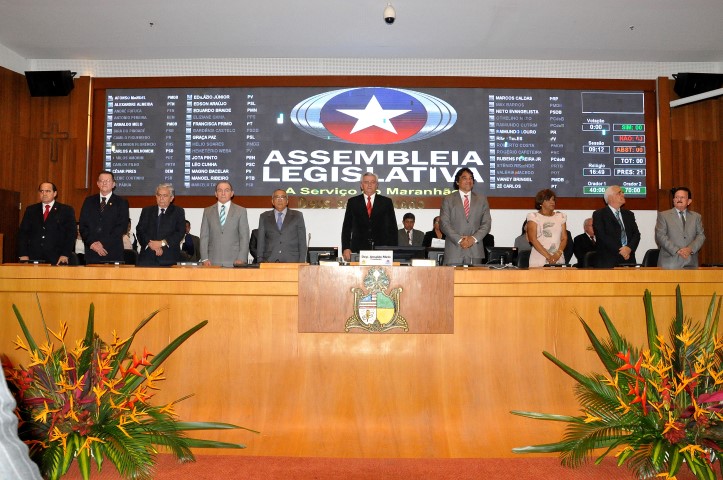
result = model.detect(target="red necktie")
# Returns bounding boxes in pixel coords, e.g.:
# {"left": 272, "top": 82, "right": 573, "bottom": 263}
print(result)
{"left": 43, "top": 204, "right": 50, "bottom": 221}
{"left": 463, "top": 195, "right": 470, "bottom": 218}
{"left": 366, "top": 196, "right": 372, "bottom": 217}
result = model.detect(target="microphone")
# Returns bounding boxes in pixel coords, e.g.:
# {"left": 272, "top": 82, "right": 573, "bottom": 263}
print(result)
{"left": 305, "top": 233, "right": 311, "bottom": 263}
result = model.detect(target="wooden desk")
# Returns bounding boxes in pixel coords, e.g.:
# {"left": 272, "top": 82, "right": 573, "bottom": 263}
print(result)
{"left": 0, "top": 265, "right": 721, "bottom": 458}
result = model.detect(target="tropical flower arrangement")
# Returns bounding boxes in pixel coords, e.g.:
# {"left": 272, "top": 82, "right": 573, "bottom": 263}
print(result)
{"left": 2, "top": 302, "right": 255, "bottom": 480}
{"left": 512, "top": 286, "right": 722, "bottom": 479}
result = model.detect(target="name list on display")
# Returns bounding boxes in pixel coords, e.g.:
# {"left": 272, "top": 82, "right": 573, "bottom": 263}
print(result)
{"left": 105, "top": 90, "right": 245, "bottom": 192}
{"left": 487, "top": 90, "right": 646, "bottom": 197}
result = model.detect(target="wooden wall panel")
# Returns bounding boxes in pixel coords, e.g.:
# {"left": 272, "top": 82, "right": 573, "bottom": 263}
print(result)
{"left": 667, "top": 79, "right": 722, "bottom": 265}
{"left": 0, "top": 265, "right": 721, "bottom": 458}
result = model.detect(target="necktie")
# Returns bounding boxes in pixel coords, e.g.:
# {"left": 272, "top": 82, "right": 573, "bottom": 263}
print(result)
{"left": 43, "top": 204, "right": 50, "bottom": 221}
{"left": 100, "top": 197, "right": 106, "bottom": 213}
{"left": 408, "top": 230, "right": 413, "bottom": 245}
{"left": 219, "top": 204, "right": 226, "bottom": 226}
{"left": 590, "top": 236, "right": 596, "bottom": 246}
{"left": 615, "top": 210, "right": 627, "bottom": 246}
{"left": 276, "top": 211, "right": 283, "bottom": 230}
{"left": 463, "top": 194, "right": 470, "bottom": 219}
{"left": 158, "top": 208, "right": 165, "bottom": 230}
{"left": 366, "top": 196, "right": 372, "bottom": 217}
{"left": 680, "top": 211, "right": 686, "bottom": 229}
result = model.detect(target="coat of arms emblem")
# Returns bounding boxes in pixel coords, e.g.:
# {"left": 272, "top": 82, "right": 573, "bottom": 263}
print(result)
{"left": 346, "top": 267, "right": 408, "bottom": 333}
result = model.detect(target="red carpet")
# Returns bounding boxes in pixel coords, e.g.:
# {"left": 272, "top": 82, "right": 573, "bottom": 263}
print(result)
{"left": 63, "top": 454, "right": 700, "bottom": 479}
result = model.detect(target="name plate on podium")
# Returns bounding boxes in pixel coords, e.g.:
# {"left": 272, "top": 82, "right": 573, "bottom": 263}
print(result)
{"left": 298, "top": 265, "right": 454, "bottom": 333}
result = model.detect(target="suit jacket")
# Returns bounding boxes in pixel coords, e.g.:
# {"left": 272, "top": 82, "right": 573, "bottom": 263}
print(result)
{"left": 655, "top": 208, "right": 705, "bottom": 269}
{"left": 135, "top": 203, "right": 186, "bottom": 266}
{"left": 200, "top": 202, "right": 250, "bottom": 266}
{"left": 180, "top": 233, "right": 201, "bottom": 262}
{"left": 341, "top": 194, "right": 397, "bottom": 252}
{"left": 17, "top": 202, "right": 76, "bottom": 264}
{"left": 573, "top": 233, "right": 596, "bottom": 266}
{"left": 439, "top": 191, "right": 491, "bottom": 265}
{"left": 79, "top": 193, "right": 129, "bottom": 264}
{"left": 397, "top": 228, "right": 424, "bottom": 246}
{"left": 257, "top": 209, "right": 307, "bottom": 263}
{"left": 591, "top": 206, "right": 641, "bottom": 268}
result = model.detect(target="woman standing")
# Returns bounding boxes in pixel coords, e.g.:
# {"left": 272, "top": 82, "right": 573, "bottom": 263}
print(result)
{"left": 526, "top": 189, "right": 567, "bottom": 267}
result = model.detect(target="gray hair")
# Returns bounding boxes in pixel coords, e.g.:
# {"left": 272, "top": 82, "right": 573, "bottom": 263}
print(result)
{"left": 603, "top": 185, "right": 619, "bottom": 205}
{"left": 156, "top": 183, "right": 174, "bottom": 197}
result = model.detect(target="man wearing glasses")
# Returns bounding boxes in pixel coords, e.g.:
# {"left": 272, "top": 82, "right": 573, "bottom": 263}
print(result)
{"left": 79, "top": 170, "right": 129, "bottom": 264}
{"left": 256, "top": 189, "right": 307, "bottom": 263}
{"left": 135, "top": 183, "right": 186, "bottom": 266}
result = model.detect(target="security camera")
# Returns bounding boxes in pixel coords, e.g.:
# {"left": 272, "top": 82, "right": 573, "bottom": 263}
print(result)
{"left": 384, "top": 3, "right": 395, "bottom": 24}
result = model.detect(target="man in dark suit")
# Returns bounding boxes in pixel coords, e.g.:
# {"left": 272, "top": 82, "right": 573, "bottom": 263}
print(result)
{"left": 135, "top": 184, "right": 186, "bottom": 266}
{"left": 17, "top": 181, "right": 76, "bottom": 265}
{"left": 592, "top": 185, "right": 641, "bottom": 268}
{"left": 341, "top": 172, "right": 397, "bottom": 261}
{"left": 397, "top": 212, "right": 424, "bottom": 246}
{"left": 257, "top": 189, "right": 307, "bottom": 262}
{"left": 79, "top": 170, "right": 130, "bottom": 264}
{"left": 573, "top": 217, "right": 596, "bottom": 266}
{"left": 180, "top": 220, "right": 201, "bottom": 262}
{"left": 439, "top": 167, "right": 491, "bottom": 265}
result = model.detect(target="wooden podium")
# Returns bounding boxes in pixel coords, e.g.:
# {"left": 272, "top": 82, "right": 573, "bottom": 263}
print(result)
{"left": 298, "top": 265, "right": 454, "bottom": 333}
{"left": 0, "top": 265, "right": 721, "bottom": 458}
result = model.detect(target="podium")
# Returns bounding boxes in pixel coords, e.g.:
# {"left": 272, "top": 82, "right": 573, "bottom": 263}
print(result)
{"left": 298, "top": 265, "right": 454, "bottom": 333}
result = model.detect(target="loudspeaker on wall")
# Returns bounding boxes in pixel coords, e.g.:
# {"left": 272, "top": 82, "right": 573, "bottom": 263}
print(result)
{"left": 673, "top": 73, "right": 723, "bottom": 99}
{"left": 25, "top": 70, "right": 75, "bottom": 97}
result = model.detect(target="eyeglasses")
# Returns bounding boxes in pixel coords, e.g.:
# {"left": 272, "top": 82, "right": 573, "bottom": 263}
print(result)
{"left": 273, "top": 195, "right": 288, "bottom": 200}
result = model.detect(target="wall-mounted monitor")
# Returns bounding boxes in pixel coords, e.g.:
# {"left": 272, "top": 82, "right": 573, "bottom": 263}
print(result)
{"left": 92, "top": 77, "right": 658, "bottom": 210}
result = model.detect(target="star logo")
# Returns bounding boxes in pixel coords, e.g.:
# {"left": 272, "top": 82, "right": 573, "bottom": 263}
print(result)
{"left": 337, "top": 95, "right": 411, "bottom": 134}
{"left": 290, "top": 87, "right": 457, "bottom": 145}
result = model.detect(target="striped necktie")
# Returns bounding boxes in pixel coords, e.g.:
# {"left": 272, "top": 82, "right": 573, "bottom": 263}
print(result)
{"left": 615, "top": 210, "right": 627, "bottom": 246}
{"left": 463, "top": 195, "right": 470, "bottom": 218}
{"left": 219, "top": 204, "right": 226, "bottom": 226}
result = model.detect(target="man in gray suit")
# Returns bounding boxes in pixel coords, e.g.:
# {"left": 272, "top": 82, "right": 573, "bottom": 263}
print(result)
{"left": 397, "top": 212, "right": 424, "bottom": 246}
{"left": 257, "top": 189, "right": 307, "bottom": 263}
{"left": 655, "top": 186, "right": 705, "bottom": 269}
{"left": 200, "top": 181, "right": 250, "bottom": 266}
{"left": 440, "top": 167, "right": 492, "bottom": 265}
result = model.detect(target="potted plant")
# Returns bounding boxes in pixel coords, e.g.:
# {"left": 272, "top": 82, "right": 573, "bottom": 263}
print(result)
{"left": 2, "top": 301, "right": 256, "bottom": 480}
{"left": 512, "top": 286, "right": 722, "bottom": 479}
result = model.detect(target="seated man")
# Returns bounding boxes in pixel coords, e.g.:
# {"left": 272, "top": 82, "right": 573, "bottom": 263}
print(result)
{"left": 397, "top": 212, "right": 424, "bottom": 246}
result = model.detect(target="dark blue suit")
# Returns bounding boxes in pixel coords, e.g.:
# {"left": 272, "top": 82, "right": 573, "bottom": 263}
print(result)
{"left": 592, "top": 206, "right": 641, "bottom": 268}
{"left": 17, "top": 202, "right": 76, "bottom": 264}
{"left": 79, "top": 193, "right": 129, "bottom": 264}
{"left": 341, "top": 194, "right": 397, "bottom": 253}
{"left": 135, "top": 203, "right": 185, "bottom": 266}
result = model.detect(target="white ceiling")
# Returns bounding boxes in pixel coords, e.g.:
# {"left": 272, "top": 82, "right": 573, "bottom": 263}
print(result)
{"left": 0, "top": 0, "right": 721, "bottom": 63}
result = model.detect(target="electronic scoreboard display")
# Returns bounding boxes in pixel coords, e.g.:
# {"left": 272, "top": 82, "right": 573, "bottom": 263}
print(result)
{"left": 97, "top": 79, "right": 656, "bottom": 202}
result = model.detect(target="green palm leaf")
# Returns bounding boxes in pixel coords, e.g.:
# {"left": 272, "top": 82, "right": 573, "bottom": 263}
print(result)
{"left": 511, "top": 286, "right": 723, "bottom": 480}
